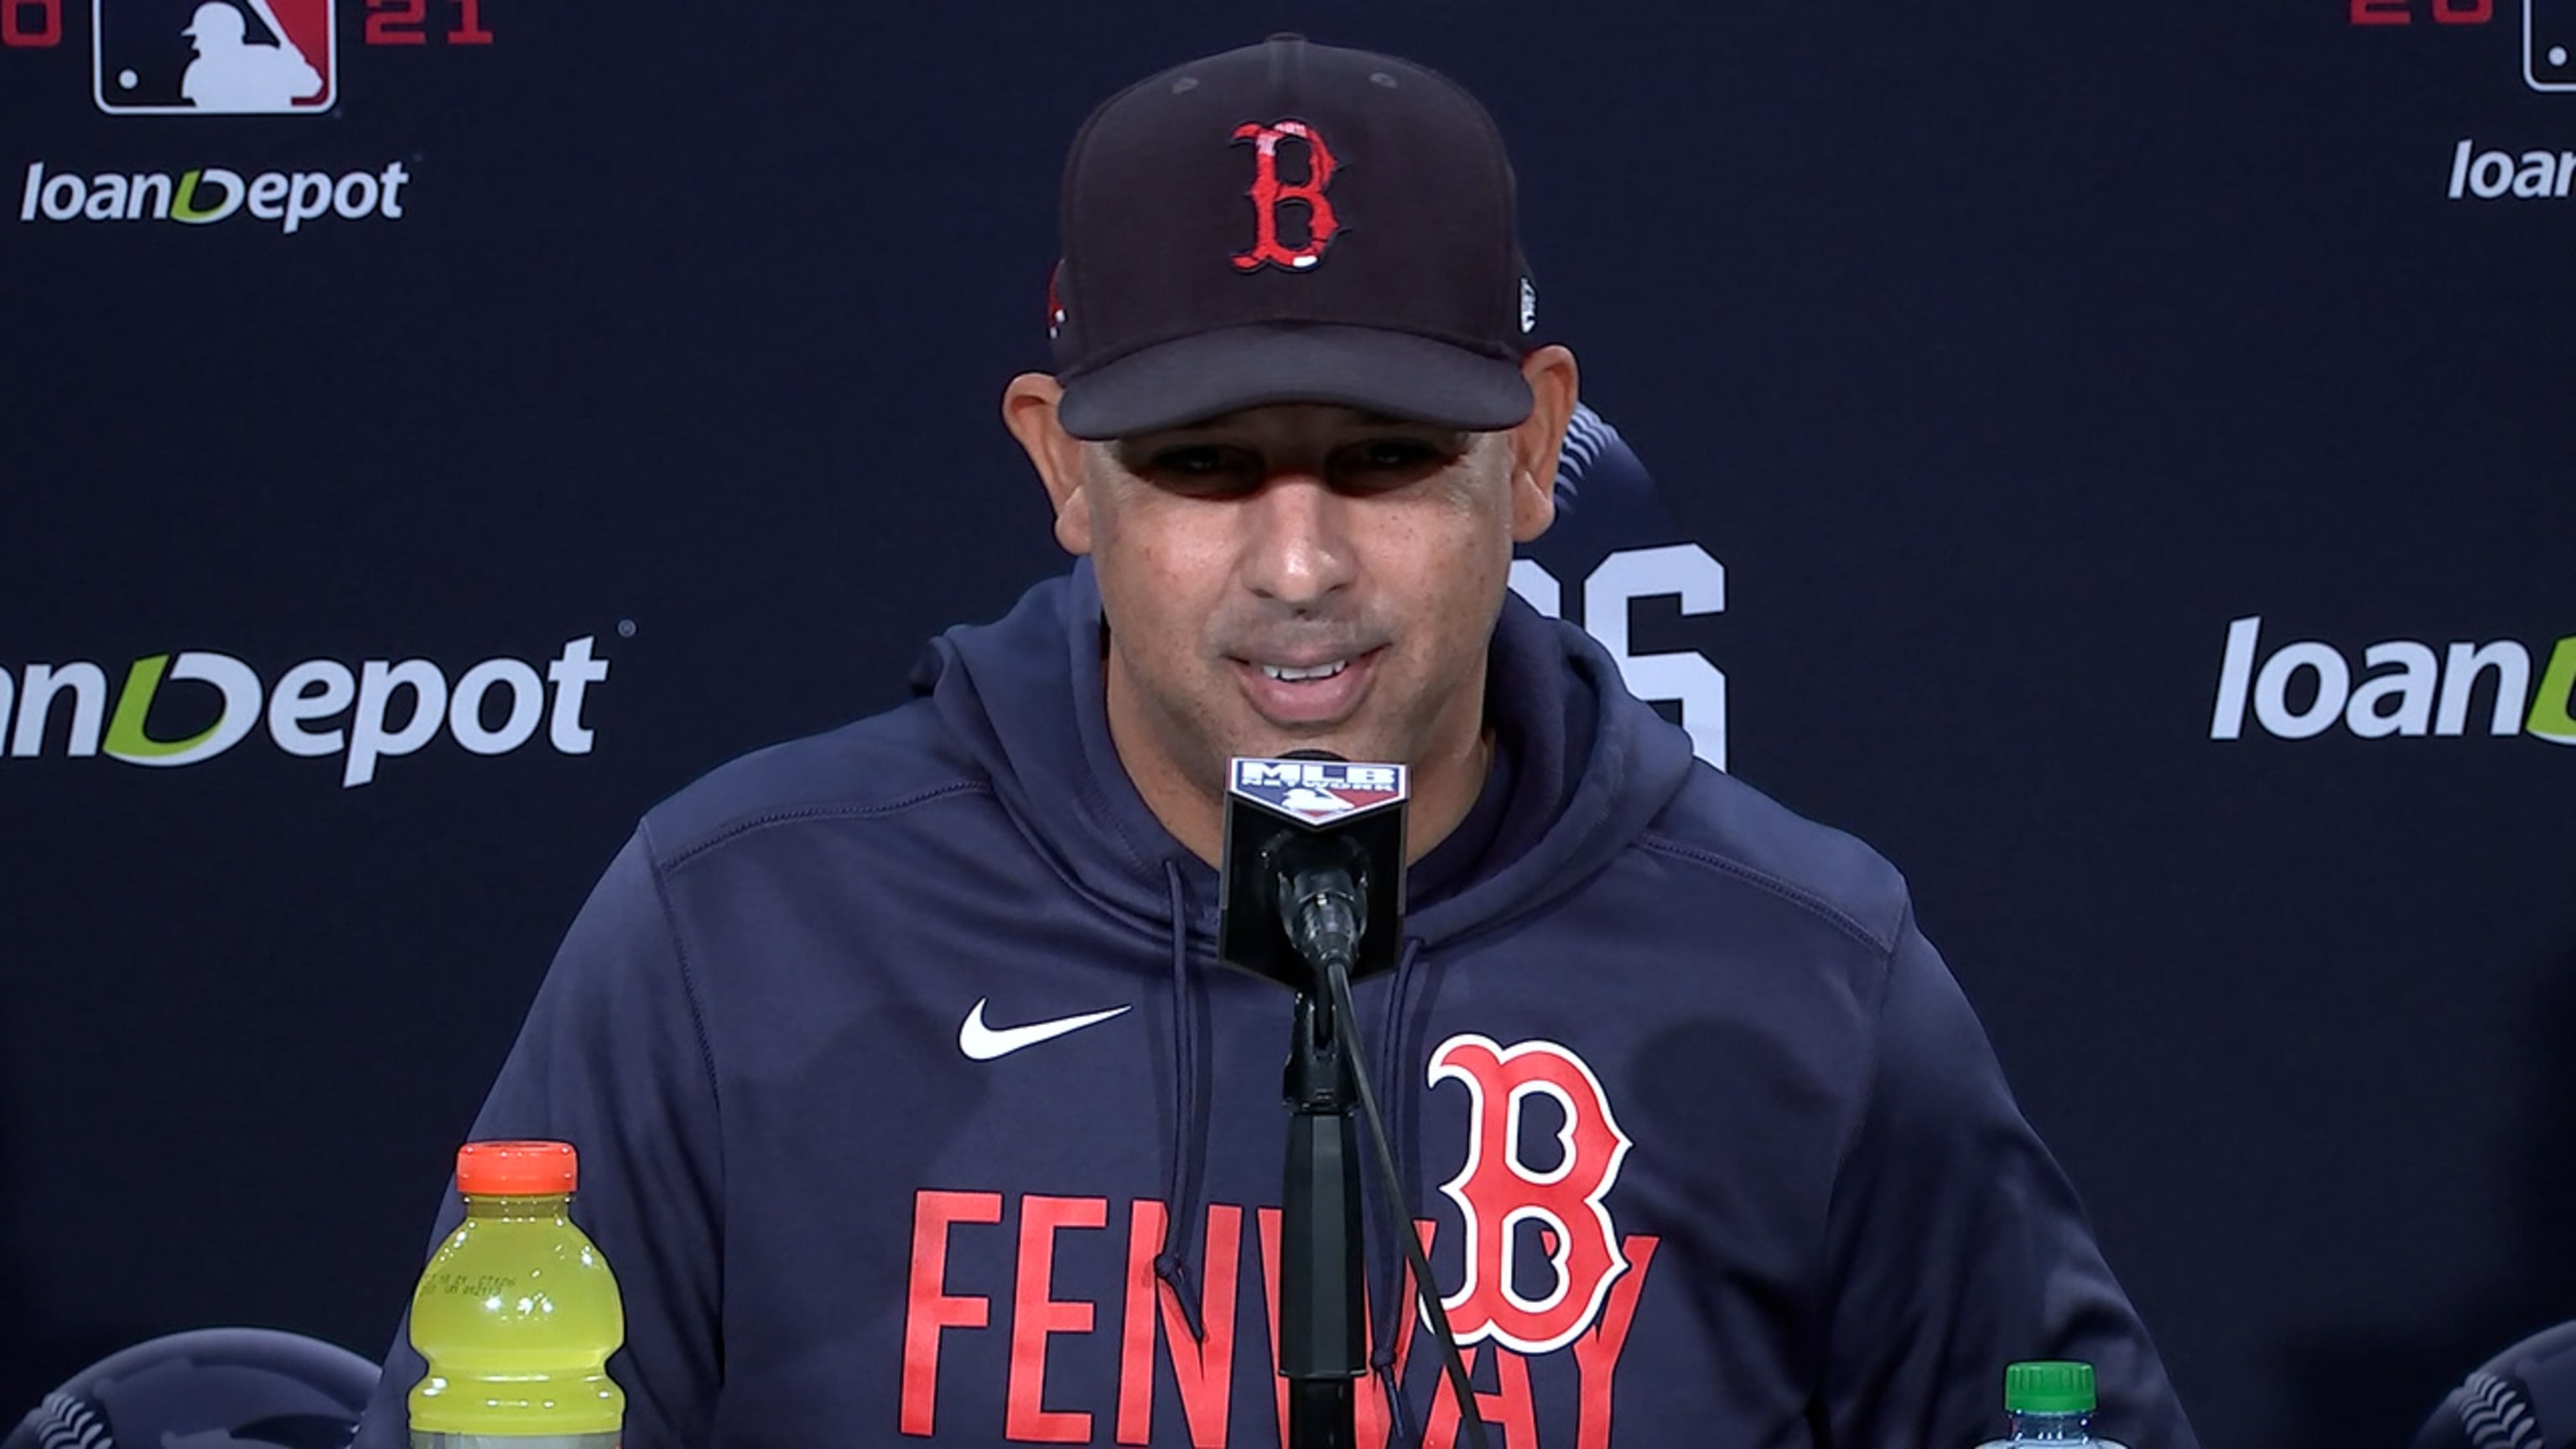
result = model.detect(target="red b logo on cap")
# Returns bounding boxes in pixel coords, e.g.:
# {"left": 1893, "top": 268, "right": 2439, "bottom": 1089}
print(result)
{"left": 1231, "top": 119, "right": 1339, "bottom": 272}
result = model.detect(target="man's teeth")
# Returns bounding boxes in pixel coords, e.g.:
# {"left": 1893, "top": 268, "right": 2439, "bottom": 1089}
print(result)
{"left": 1259, "top": 659, "right": 1349, "bottom": 683}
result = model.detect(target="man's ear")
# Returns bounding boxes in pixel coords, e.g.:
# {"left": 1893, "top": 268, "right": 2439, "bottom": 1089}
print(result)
{"left": 1509, "top": 345, "right": 1579, "bottom": 544}
{"left": 1002, "top": 372, "right": 1095, "bottom": 555}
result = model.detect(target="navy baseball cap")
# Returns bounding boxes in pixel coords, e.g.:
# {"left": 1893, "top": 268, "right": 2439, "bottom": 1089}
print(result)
{"left": 1047, "top": 34, "right": 1540, "bottom": 440}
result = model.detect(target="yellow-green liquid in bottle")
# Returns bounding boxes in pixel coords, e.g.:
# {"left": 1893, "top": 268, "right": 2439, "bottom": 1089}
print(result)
{"left": 408, "top": 1183, "right": 625, "bottom": 1448}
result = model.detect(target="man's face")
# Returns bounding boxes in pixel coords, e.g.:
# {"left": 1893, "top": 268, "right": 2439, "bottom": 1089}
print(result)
{"left": 1070, "top": 403, "right": 1545, "bottom": 801}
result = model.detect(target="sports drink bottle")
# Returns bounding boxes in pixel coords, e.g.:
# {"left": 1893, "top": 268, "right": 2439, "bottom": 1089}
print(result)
{"left": 408, "top": 1140, "right": 625, "bottom": 1447}
{"left": 1972, "top": 1360, "right": 2127, "bottom": 1449}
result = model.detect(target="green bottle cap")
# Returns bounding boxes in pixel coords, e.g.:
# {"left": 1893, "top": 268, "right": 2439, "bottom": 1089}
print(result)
{"left": 2004, "top": 1360, "right": 2096, "bottom": 1414}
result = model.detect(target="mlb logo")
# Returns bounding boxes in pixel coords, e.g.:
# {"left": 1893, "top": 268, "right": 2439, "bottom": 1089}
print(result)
{"left": 95, "top": 0, "right": 335, "bottom": 113}
{"left": 1228, "top": 756, "right": 1408, "bottom": 826}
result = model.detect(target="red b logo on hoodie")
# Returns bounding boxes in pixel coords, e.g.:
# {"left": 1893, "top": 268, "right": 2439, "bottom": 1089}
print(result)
{"left": 1428, "top": 1035, "right": 1635, "bottom": 1354}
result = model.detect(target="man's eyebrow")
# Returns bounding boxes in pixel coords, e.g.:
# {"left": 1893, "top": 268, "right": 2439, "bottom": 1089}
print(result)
{"left": 1109, "top": 435, "right": 1204, "bottom": 466}
{"left": 1362, "top": 425, "right": 1476, "bottom": 459}
{"left": 1345, "top": 412, "right": 1469, "bottom": 434}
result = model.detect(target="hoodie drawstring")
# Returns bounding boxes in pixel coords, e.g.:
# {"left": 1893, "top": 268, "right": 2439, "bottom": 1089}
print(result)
{"left": 1155, "top": 860, "right": 1211, "bottom": 1342}
{"left": 1150, "top": 867, "right": 1434, "bottom": 1415}
{"left": 1366, "top": 936, "right": 1429, "bottom": 1446}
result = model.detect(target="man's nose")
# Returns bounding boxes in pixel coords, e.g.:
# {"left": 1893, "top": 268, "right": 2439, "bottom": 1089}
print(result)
{"left": 1239, "top": 474, "right": 1356, "bottom": 609}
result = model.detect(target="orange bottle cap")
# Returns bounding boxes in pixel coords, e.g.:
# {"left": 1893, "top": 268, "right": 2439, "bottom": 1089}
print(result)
{"left": 454, "top": 1140, "right": 579, "bottom": 1196}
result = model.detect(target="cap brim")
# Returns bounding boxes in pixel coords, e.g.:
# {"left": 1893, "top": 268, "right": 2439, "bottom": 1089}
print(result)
{"left": 1055, "top": 324, "right": 1534, "bottom": 440}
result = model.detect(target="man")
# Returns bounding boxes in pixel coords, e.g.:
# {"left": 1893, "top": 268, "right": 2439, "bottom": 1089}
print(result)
{"left": 356, "top": 34, "right": 2196, "bottom": 1448}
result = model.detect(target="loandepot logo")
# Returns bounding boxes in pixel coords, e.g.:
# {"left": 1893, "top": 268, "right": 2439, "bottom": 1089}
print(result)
{"left": 2445, "top": 139, "right": 2576, "bottom": 199}
{"left": 0, "top": 636, "right": 608, "bottom": 786}
{"left": 19, "top": 159, "right": 410, "bottom": 232}
{"left": 2210, "top": 615, "right": 2576, "bottom": 744}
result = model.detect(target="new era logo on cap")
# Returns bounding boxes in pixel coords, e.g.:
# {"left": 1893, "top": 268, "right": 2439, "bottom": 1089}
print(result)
{"left": 1049, "top": 34, "right": 1538, "bottom": 440}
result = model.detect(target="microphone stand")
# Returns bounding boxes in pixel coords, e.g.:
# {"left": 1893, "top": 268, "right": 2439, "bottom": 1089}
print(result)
{"left": 1280, "top": 984, "right": 1365, "bottom": 1449}
{"left": 1220, "top": 756, "right": 1490, "bottom": 1449}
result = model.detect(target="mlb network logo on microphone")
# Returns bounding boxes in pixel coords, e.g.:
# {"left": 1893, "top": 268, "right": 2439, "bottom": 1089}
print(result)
{"left": 1228, "top": 757, "right": 1407, "bottom": 825}
{"left": 93, "top": 0, "right": 334, "bottom": 113}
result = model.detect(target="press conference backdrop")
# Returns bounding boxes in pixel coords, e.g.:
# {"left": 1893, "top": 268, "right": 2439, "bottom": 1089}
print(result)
{"left": 2, "top": 0, "right": 2568, "bottom": 1443}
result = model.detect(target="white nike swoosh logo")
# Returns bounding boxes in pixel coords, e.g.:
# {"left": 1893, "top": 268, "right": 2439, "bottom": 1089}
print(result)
{"left": 958, "top": 998, "right": 1131, "bottom": 1061}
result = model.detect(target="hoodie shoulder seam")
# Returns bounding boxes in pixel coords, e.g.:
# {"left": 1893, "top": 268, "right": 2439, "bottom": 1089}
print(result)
{"left": 659, "top": 779, "right": 993, "bottom": 871}
{"left": 1814, "top": 896, "right": 1909, "bottom": 1369}
{"left": 636, "top": 814, "right": 726, "bottom": 1150}
{"left": 1636, "top": 834, "right": 1896, "bottom": 954}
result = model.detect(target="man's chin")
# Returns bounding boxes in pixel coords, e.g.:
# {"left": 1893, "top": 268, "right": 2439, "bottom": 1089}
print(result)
{"left": 1222, "top": 721, "right": 1406, "bottom": 769}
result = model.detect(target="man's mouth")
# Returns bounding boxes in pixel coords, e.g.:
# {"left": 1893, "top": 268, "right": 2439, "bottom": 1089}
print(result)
{"left": 1231, "top": 647, "right": 1383, "bottom": 726}
{"left": 1255, "top": 659, "right": 1352, "bottom": 683}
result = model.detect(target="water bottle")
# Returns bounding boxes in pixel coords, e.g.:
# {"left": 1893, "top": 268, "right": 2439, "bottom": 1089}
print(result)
{"left": 1973, "top": 1360, "right": 2128, "bottom": 1449}
{"left": 408, "top": 1140, "right": 626, "bottom": 1447}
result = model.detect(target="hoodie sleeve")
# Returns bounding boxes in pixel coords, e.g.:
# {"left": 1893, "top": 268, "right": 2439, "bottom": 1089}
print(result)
{"left": 351, "top": 827, "right": 725, "bottom": 1449}
{"left": 1819, "top": 906, "right": 2197, "bottom": 1449}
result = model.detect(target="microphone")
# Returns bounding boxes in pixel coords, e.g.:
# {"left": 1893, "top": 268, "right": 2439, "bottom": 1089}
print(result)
{"left": 1217, "top": 750, "right": 1408, "bottom": 992}
{"left": 1272, "top": 830, "right": 1366, "bottom": 983}
{"left": 1214, "top": 752, "right": 1488, "bottom": 1449}
{"left": 1217, "top": 751, "right": 1405, "bottom": 1446}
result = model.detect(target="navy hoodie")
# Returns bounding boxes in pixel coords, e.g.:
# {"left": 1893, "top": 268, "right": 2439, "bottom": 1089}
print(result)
{"left": 355, "top": 562, "right": 2196, "bottom": 1449}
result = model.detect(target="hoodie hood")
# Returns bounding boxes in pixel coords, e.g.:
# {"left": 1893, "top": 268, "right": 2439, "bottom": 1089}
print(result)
{"left": 913, "top": 559, "right": 1697, "bottom": 952}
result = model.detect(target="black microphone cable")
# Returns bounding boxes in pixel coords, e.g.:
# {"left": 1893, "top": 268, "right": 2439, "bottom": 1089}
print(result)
{"left": 1322, "top": 956, "right": 1488, "bottom": 1449}
{"left": 1282, "top": 861, "right": 1490, "bottom": 1449}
